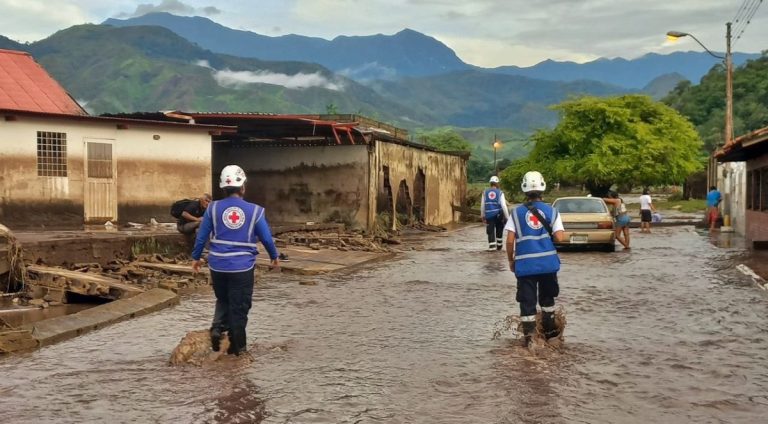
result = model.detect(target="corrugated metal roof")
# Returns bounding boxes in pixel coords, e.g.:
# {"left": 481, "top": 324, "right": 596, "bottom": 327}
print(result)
{"left": 0, "top": 49, "right": 86, "bottom": 115}
{"left": 1, "top": 108, "right": 236, "bottom": 132}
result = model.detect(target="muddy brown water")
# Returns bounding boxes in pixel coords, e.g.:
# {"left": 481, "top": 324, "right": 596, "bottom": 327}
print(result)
{"left": 1, "top": 226, "right": 768, "bottom": 423}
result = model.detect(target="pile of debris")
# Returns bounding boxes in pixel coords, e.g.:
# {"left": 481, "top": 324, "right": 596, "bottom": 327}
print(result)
{"left": 63, "top": 254, "right": 210, "bottom": 295}
{"left": 278, "top": 230, "right": 394, "bottom": 253}
{"left": 0, "top": 224, "right": 26, "bottom": 294}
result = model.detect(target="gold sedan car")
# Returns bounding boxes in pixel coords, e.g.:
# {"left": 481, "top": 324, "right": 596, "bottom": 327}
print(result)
{"left": 552, "top": 196, "right": 616, "bottom": 252}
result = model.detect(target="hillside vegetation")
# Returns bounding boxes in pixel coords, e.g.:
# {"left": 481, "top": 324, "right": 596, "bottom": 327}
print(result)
{"left": 664, "top": 53, "right": 768, "bottom": 151}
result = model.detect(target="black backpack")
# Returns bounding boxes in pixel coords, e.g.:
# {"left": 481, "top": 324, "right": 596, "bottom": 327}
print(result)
{"left": 170, "top": 199, "right": 196, "bottom": 219}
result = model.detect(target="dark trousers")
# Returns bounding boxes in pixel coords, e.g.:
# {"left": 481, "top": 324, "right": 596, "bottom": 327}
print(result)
{"left": 211, "top": 268, "right": 255, "bottom": 354}
{"left": 486, "top": 215, "right": 506, "bottom": 248}
{"left": 516, "top": 273, "right": 559, "bottom": 317}
{"left": 177, "top": 221, "right": 200, "bottom": 235}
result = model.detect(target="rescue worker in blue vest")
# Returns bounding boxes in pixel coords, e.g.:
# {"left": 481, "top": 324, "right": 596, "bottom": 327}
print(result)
{"left": 504, "top": 171, "right": 565, "bottom": 347}
{"left": 191, "top": 164, "right": 280, "bottom": 356}
{"left": 481, "top": 176, "right": 510, "bottom": 251}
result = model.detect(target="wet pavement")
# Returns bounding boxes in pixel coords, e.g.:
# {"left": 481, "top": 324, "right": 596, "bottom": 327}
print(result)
{"left": 1, "top": 225, "right": 768, "bottom": 423}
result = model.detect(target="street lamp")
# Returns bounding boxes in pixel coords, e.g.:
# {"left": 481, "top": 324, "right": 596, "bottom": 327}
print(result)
{"left": 492, "top": 136, "right": 502, "bottom": 175}
{"left": 666, "top": 22, "right": 733, "bottom": 146}
{"left": 667, "top": 23, "right": 735, "bottom": 228}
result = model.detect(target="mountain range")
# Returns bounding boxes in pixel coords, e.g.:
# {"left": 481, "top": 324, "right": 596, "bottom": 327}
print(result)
{"left": 1, "top": 12, "right": 762, "bottom": 156}
{"left": 105, "top": 13, "right": 760, "bottom": 88}
{"left": 2, "top": 23, "right": 626, "bottom": 132}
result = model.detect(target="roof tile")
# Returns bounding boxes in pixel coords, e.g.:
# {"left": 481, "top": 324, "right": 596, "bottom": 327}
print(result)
{"left": 0, "top": 49, "right": 86, "bottom": 115}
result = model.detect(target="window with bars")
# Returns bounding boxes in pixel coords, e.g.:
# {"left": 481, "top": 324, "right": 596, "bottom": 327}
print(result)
{"left": 747, "top": 171, "right": 753, "bottom": 210}
{"left": 37, "top": 131, "right": 68, "bottom": 177}
{"left": 87, "top": 142, "right": 113, "bottom": 178}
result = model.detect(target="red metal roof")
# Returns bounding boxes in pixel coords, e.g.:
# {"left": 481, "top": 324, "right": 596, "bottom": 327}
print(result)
{"left": 0, "top": 49, "right": 86, "bottom": 115}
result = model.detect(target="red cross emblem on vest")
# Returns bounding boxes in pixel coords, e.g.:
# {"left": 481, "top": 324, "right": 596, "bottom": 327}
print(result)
{"left": 525, "top": 210, "right": 544, "bottom": 230}
{"left": 222, "top": 206, "right": 246, "bottom": 230}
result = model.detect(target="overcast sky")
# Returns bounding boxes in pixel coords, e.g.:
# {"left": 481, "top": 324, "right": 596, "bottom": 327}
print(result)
{"left": 1, "top": 0, "right": 765, "bottom": 67}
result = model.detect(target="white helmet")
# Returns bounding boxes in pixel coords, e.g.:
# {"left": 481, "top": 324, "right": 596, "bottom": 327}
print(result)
{"left": 489, "top": 176, "right": 500, "bottom": 184}
{"left": 219, "top": 165, "right": 247, "bottom": 188}
{"left": 521, "top": 171, "right": 546, "bottom": 193}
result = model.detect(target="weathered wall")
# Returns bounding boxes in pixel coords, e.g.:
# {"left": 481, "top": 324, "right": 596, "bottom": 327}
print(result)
{"left": 717, "top": 162, "right": 746, "bottom": 237}
{"left": 213, "top": 144, "right": 370, "bottom": 228}
{"left": 0, "top": 116, "right": 211, "bottom": 229}
{"left": 372, "top": 141, "right": 467, "bottom": 228}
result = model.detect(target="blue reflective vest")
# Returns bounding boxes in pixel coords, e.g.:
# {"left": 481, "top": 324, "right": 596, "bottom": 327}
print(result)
{"left": 484, "top": 188, "right": 502, "bottom": 220}
{"left": 208, "top": 197, "right": 265, "bottom": 273}
{"left": 510, "top": 201, "right": 560, "bottom": 277}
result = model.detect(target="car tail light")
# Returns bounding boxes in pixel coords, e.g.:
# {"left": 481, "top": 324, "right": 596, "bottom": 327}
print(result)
{"left": 596, "top": 221, "right": 613, "bottom": 229}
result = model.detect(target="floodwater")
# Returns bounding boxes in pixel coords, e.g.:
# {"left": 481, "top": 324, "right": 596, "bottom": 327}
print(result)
{"left": 2, "top": 226, "right": 768, "bottom": 423}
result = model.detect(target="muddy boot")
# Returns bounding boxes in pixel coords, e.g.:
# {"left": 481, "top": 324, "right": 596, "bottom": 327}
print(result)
{"left": 521, "top": 321, "right": 536, "bottom": 347}
{"left": 210, "top": 327, "right": 223, "bottom": 352}
{"left": 541, "top": 311, "right": 560, "bottom": 341}
{"left": 227, "top": 326, "right": 247, "bottom": 356}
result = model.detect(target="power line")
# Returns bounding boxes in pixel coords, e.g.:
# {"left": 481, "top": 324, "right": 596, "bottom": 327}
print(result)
{"left": 732, "top": 0, "right": 754, "bottom": 24}
{"left": 732, "top": 0, "right": 758, "bottom": 37}
{"left": 733, "top": 0, "right": 764, "bottom": 46}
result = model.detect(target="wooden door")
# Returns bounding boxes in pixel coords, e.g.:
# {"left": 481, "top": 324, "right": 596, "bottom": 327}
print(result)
{"left": 83, "top": 139, "right": 117, "bottom": 224}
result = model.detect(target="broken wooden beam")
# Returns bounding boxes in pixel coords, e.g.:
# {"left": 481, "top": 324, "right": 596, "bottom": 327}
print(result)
{"left": 26, "top": 265, "right": 144, "bottom": 300}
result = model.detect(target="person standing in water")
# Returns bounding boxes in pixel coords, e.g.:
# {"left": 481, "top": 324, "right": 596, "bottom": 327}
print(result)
{"left": 191, "top": 165, "right": 280, "bottom": 356}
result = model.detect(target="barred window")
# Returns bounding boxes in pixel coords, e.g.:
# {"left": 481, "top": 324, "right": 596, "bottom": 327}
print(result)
{"left": 37, "top": 131, "right": 67, "bottom": 177}
{"left": 86, "top": 142, "right": 113, "bottom": 178}
{"left": 747, "top": 171, "right": 753, "bottom": 210}
{"left": 762, "top": 168, "right": 768, "bottom": 211}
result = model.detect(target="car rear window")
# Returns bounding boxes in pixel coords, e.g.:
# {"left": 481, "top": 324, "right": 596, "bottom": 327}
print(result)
{"left": 553, "top": 198, "right": 608, "bottom": 214}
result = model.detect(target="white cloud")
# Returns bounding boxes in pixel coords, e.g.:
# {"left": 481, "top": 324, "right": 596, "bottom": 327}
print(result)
{"left": 0, "top": 0, "right": 91, "bottom": 42}
{"left": 1, "top": 0, "right": 766, "bottom": 66}
{"left": 116, "top": 0, "right": 221, "bottom": 18}
{"left": 211, "top": 68, "right": 344, "bottom": 91}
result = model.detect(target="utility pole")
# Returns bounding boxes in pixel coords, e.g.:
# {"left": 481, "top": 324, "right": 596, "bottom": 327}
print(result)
{"left": 724, "top": 21, "right": 733, "bottom": 147}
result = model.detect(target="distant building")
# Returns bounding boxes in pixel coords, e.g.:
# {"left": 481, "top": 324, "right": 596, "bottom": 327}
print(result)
{"left": 0, "top": 49, "right": 232, "bottom": 228}
{"left": 108, "top": 112, "right": 469, "bottom": 232}
{"left": 716, "top": 127, "right": 768, "bottom": 248}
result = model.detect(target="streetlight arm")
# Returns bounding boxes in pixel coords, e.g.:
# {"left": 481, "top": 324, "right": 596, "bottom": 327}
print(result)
{"left": 667, "top": 30, "right": 725, "bottom": 60}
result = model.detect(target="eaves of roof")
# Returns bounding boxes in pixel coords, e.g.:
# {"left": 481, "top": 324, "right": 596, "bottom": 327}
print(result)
{"left": 0, "top": 108, "right": 236, "bottom": 133}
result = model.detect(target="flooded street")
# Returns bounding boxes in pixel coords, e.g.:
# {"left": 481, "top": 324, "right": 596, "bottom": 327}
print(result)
{"left": 2, "top": 225, "right": 768, "bottom": 423}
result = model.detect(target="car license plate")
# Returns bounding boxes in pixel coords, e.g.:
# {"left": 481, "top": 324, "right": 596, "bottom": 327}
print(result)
{"left": 570, "top": 235, "right": 588, "bottom": 244}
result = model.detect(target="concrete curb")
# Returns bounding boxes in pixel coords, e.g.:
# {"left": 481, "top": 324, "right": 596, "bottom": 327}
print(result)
{"left": 22, "top": 288, "right": 179, "bottom": 348}
{"left": 736, "top": 264, "right": 768, "bottom": 290}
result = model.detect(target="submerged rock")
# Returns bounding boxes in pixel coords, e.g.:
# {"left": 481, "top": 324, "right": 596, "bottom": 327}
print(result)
{"left": 168, "top": 329, "right": 231, "bottom": 366}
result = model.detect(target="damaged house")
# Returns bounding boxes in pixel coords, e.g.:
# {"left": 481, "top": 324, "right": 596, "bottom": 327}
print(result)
{"left": 109, "top": 112, "right": 469, "bottom": 232}
{"left": 0, "top": 49, "right": 232, "bottom": 228}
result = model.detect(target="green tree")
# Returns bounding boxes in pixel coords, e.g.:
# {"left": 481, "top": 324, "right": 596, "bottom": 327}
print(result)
{"left": 325, "top": 102, "right": 339, "bottom": 114}
{"left": 418, "top": 128, "right": 472, "bottom": 151}
{"left": 664, "top": 53, "right": 768, "bottom": 151}
{"left": 501, "top": 95, "right": 704, "bottom": 196}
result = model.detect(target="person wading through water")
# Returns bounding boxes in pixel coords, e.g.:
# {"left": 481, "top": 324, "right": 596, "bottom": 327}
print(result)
{"left": 504, "top": 171, "right": 565, "bottom": 347}
{"left": 481, "top": 176, "right": 510, "bottom": 251}
{"left": 603, "top": 191, "right": 631, "bottom": 249}
{"left": 191, "top": 165, "right": 280, "bottom": 356}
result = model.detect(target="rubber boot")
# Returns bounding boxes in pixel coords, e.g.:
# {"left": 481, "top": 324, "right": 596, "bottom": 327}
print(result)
{"left": 210, "top": 327, "right": 223, "bottom": 352}
{"left": 227, "top": 326, "right": 247, "bottom": 356}
{"left": 521, "top": 321, "right": 536, "bottom": 347}
{"left": 542, "top": 311, "right": 560, "bottom": 340}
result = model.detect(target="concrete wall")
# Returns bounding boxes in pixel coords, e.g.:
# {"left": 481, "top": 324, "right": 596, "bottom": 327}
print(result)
{"left": 0, "top": 116, "right": 211, "bottom": 229}
{"left": 372, "top": 141, "right": 466, "bottom": 228}
{"left": 746, "top": 155, "right": 768, "bottom": 245}
{"left": 717, "top": 161, "right": 747, "bottom": 236}
{"left": 213, "top": 143, "right": 371, "bottom": 228}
